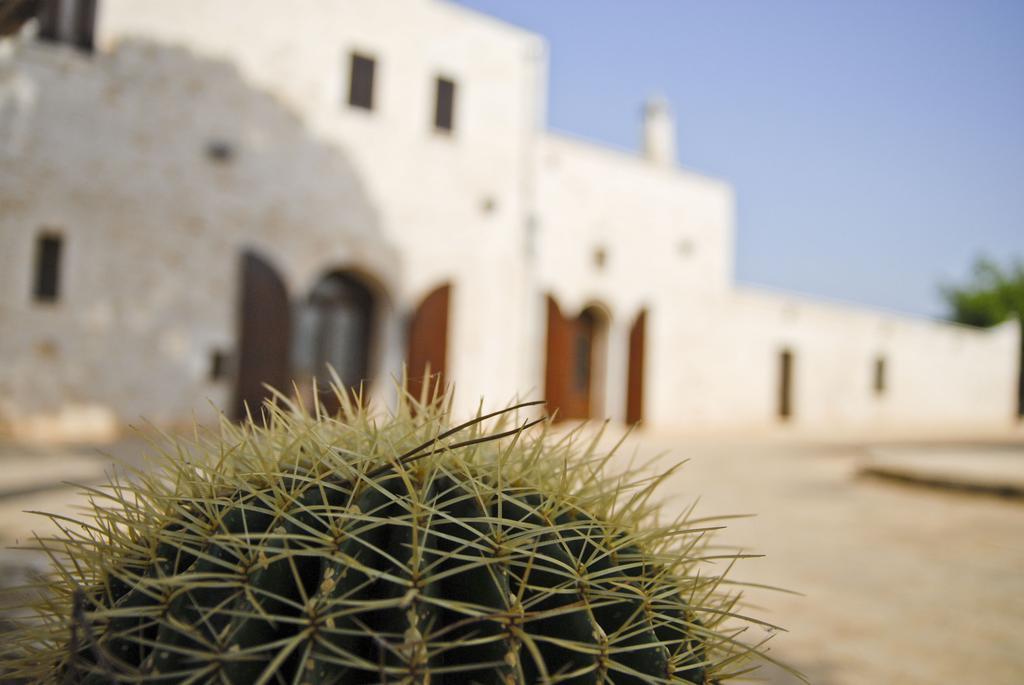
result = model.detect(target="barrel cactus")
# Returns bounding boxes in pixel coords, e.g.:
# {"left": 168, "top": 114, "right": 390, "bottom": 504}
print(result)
{"left": 1, "top": 386, "right": 782, "bottom": 683}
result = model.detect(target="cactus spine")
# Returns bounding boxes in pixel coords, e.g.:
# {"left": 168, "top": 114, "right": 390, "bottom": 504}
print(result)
{"left": 1, "top": 387, "right": 779, "bottom": 683}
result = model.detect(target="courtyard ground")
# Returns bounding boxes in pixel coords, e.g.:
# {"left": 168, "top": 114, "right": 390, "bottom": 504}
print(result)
{"left": 623, "top": 431, "right": 1024, "bottom": 684}
{"left": 0, "top": 429, "right": 1022, "bottom": 684}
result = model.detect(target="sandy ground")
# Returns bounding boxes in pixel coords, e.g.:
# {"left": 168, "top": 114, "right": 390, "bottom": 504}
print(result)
{"left": 0, "top": 431, "right": 1022, "bottom": 683}
{"left": 621, "top": 433, "right": 1024, "bottom": 684}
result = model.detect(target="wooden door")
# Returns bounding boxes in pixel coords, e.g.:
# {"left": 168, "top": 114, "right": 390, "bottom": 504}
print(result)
{"left": 545, "top": 297, "right": 594, "bottom": 421}
{"left": 407, "top": 283, "right": 450, "bottom": 404}
{"left": 233, "top": 251, "right": 291, "bottom": 421}
{"left": 544, "top": 297, "right": 570, "bottom": 420}
{"left": 626, "top": 309, "right": 647, "bottom": 424}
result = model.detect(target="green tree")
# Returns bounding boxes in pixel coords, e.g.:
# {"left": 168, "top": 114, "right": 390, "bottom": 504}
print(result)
{"left": 941, "top": 256, "right": 1024, "bottom": 416}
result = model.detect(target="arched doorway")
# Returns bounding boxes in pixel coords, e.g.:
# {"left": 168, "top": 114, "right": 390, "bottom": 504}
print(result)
{"left": 233, "top": 251, "right": 291, "bottom": 421}
{"left": 406, "top": 283, "right": 451, "bottom": 404}
{"left": 626, "top": 309, "right": 647, "bottom": 425}
{"left": 544, "top": 296, "right": 607, "bottom": 421}
{"left": 295, "top": 271, "right": 376, "bottom": 414}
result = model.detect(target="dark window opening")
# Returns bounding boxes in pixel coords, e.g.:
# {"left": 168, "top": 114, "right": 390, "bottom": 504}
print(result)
{"left": 209, "top": 349, "right": 230, "bottom": 381}
{"left": 874, "top": 356, "right": 887, "bottom": 396}
{"left": 573, "top": 331, "right": 591, "bottom": 392}
{"left": 778, "top": 348, "right": 793, "bottom": 420}
{"left": 348, "top": 53, "right": 375, "bottom": 110}
{"left": 33, "top": 233, "right": 63, "bottom": 302}
{"left": 573, "top": 311, "right": 595, "bottom": 393}
{"left": 36, "top": 0, "right": 97, "bottom": 53}
{"left": 434, "top": 77, "right": 455, "bottom": 132}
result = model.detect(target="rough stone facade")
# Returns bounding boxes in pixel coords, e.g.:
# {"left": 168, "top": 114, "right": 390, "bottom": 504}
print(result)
{"left": 0, "top": 0, "right": 1019, "bottom": 440}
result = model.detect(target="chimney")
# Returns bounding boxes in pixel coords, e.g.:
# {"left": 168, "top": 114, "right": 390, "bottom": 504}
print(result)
{"left": 642, "top": 96, "right": 675, "bottom": 166}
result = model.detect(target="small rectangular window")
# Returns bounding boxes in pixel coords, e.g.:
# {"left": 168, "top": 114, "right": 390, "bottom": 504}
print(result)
{"left": 35, "top": 0, "right": 97, "bottom": 53}
{"left": 209, "top": 349, "right": 230, "bottom": 381}
{"left": 74, "top": 0, "right": 97, "bottom": 52}
{"left": 434, "top": 77, "right": 456, "bottom": 132}
{"left": 36, "top": 0, "right": 61, "bottom": 42}
{"left": 778, "top": 348, "right": 793, "bottom": 420}
{"left": 874, "top": 356, "right": 887, "bottom": 395}
{"left": 33, "top": 234, "right": 63, "bottom": 302}
{"left": 348, "top": 53, "right": 375, "bottom": 110}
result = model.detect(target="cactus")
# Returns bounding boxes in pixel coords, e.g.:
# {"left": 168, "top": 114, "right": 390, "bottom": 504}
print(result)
{"left": 1, "top": 385, "right": 782, "bottom": 683}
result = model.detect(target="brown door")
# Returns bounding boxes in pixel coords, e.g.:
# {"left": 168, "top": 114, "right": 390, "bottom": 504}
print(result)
{"left": 233, "top": 251, "right": 291, "bottom": 421}
{"left": 544, "top": 296, "right": 570, "bottom": 420}
{"left": 545, "top": 297, "right": 595, "bottom": 421}
{"left": 407, "top": 283, "right": 451, "bottom": 404}
{"left": 626, "top": 309, "right": 647, "bottom": 424}
{"left": 778, "top": 349, "right": 794, "bottom": 421}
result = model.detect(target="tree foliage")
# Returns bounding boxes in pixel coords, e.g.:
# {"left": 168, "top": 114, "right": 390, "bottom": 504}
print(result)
{"left": 941, "top": 256, "right": 1024, "bottom": 327}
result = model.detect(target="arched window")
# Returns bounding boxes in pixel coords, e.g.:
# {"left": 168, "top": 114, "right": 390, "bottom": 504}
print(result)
{"left": 303, "top": 272, "right": 375, "bottom": 394}
{"left": 287, "top": 270, "right": 381, "bottom": 417}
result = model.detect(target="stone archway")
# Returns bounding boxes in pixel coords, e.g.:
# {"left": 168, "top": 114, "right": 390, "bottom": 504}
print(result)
{"left": 545, "top": 296, "right": 608, "bottom": 422}
{"left": 406, "top": 283, "right": 451, "bottom": 404}
{"left": 233, "top": 250, "right": 291, "bottom": 421}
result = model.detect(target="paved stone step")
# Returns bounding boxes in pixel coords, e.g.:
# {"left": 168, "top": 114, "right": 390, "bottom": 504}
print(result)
{"left": 0, "top": 450, "right": 109, "bottom": 501}
{"left": 861, "top": 446, "right": 1024, "bottom": 498}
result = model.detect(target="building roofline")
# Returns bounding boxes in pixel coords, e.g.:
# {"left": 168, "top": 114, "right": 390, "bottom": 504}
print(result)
{"left": 433, "top": 0, "right": 545, "bottom": 43}
{"left": 542, "top": 128, "right": 732, "bottom": 190}
{"left": 732, "top": 281, "right": 1016, "bottom": 335}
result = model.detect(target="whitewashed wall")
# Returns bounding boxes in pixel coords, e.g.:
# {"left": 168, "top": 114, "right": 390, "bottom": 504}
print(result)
{"left": 645, "top": 287, "right": 1020, "bottom": 431}
{"left": 531, "top": 133, "right": 736, "bottom": 421}
{"left": 0, "top": 0, "right": 1018, "bottom": 438}
{"left": 1, "top": 0, "right": 547, "bottom": 437}
{"left": 532, "top": 130, "right": 1018, "bottom": 432}
{"left": 0, "top": 40, "right": 406, "bottom": 437}
{"left": 98, "top": 0, "right": 547, "bottom": 414}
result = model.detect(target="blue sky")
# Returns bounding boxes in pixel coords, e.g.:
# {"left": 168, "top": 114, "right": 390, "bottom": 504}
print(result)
{"left": 452, "top": 0, "right": 1024, "bottom": 318}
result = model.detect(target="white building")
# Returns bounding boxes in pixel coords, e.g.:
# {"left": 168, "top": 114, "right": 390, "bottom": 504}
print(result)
{"left": 0, "top": 0, "right": 1019, "bottom": 441}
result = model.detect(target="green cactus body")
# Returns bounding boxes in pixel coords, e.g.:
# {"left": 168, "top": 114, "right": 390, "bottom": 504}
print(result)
{"left": 1, "top": 389, "right": 779, "bottom": 683}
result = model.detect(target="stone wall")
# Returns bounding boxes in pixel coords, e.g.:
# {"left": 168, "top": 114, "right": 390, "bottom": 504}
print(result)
{"left": 0, "top": 0, "right": 1018, "bottom": 438}
{"left": 97, "top": 0, "right": 547, "bottom": 413}
{"left": 0, "top": 40, "right": 402, "bottom": 437}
